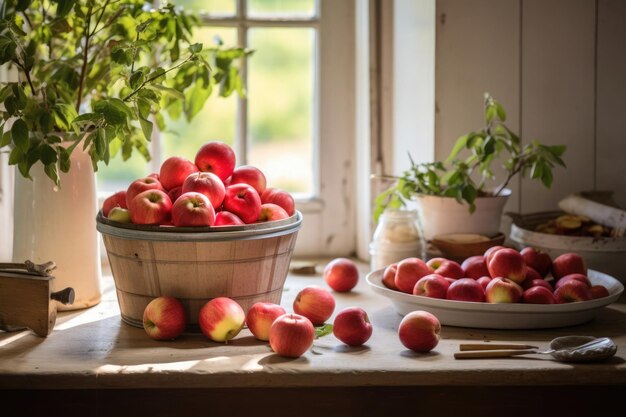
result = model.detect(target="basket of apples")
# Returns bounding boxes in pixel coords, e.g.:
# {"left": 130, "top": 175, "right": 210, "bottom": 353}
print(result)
{"left": 96, "top": 141, "right": 302, "bottom": 332}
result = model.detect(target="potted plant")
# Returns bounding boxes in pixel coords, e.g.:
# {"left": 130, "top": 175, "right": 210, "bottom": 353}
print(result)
{"left": 0, "top": 0, "right": 251, "bottom": 310}
{"left": 373, "top": 93, "right": 567, "bottom": 242}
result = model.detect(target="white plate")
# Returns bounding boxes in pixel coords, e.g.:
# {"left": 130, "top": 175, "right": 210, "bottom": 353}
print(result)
{"left": 366, "top": 268, "right": 624, "bottom": 329}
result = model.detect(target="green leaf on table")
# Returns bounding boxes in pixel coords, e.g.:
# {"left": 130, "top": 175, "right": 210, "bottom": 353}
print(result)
{"left": 314, "top": 324, "right": 333, "bottom": 339}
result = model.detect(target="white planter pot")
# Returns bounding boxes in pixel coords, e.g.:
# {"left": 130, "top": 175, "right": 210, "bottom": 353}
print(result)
{"left": 12, "top": 144, "right": 102, "bottom": 311}
{"left": 413, "top": 189, "right": 511, "bottom": 241}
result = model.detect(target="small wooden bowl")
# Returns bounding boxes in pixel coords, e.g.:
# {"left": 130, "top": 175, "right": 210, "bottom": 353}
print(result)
{"left": 431, "top": 233, "right": 506, "bottom": 262}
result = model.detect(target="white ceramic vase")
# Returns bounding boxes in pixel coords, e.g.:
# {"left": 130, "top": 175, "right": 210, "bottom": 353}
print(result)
{"left": 413, "top": 188, "right": 512, "bottom": 242}
{"left": 12, "top": 143, "right": 102, "bottom": 311}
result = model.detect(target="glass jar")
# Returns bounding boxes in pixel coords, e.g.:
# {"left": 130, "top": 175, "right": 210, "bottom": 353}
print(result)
{"left": 369, "top": 209, "right": 425, "bottom": 271}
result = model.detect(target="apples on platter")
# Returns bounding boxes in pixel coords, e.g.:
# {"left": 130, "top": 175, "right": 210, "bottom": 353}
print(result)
{"left": 101, "top": 140, "right": 296, "bottom": 227}
{"left": 383, "top": 247, "right": 611, "bottom": 305}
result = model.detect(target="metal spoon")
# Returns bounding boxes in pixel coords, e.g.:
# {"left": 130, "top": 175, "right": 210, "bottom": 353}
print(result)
{"left": 454, "top": 336, "right": 617, "bottom": 363}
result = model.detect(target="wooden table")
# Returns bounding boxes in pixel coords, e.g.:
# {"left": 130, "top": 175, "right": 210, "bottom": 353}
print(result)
{"left": 1, "top": 258, "right": 625, "bottom": 416}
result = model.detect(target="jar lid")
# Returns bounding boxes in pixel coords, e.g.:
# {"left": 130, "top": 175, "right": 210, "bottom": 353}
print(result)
{"left": 369, "top": 240, "right": 423, "bottom": 253}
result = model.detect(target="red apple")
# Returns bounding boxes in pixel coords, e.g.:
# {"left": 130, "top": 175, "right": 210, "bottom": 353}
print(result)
{"left": 554, "top": 280, "right": 593, "bottom": 303}
{"left": 198, "top": 297, "right": 246, "bottom": 342}
{"left": 382, "top": 263, "right": 399, "bottom": 290}
{"left": 487, "top": 248, "right": 527, "bottom": 285}
{"left": 223, "top": 183, "right": 262, "bottom": 224}
{"left": 484, "top": 277, "right": 523, "bottom": 303}
{"left": 147, "top": 172, "right": 160, "bottom": 180}
{"left": 398, "top": 310, "right": 441, "bottom": 353}
{"left": 102, "top": 190, "right": 128, "bottom": 217}
{"left": 159, "top": 156, "right": 199, "bottom": 191}
{"left": 167, "top": 185, "right": 183, "bottom": 203}
{"left": 446, "top": 278, "right": 485, "bottom": 302}
{"left": 332, "top": 306, "right": 373, "bottom": 347}
{"left": 195, "top": 141, "right": 236, "bottom": 181}
{"left": 590, "top": 285, "right": 610, "bottom": 299}
{"left": 394, "top": 257, "right": 432, "bottom": 294}
{"left": 181, "top": 171, "right": 226, "bottom": 209}
{"left": 229, "top": 165, "right": 267, "bottom": 196}
{"left": 426, "top": 257, "right": 464, "bottom": 279}
{"left": 522, "top": 277, "right": 553, "bottom": 292}
{"left": 484, "top": 245, "right": 507, "bottom": 265}
{"left": 142, "top": 296, "right": 187, "bottom": 340}
{"left": 520, "top": 247, "right": 552, "bottom": 277}
{"left": 258, "top": 203, "right": 290, "bottom": 223}
{"left": 552, "top": 253, "right": 587, "bottom": 280}
{"left": 476, "top": 276, "right": 492, "bottom": 291}
{"left": 413, "top": 273, "right": 450, "bottom": 299}
{"left": 554, "top": 273, "right": 592, "bottom": 290}
{"left": 171, "top": 192, "right": 216, "bottom": 227}
{"left": 261, "top": 187, "right": 296, "bottom": 216}
{"left": 269, "top": 313, "right": 315, "bottom": 358}
{"left": 461, "top": 255, "right": 489, "bottom": 279}
{"left": 524, "top": 266, "right": 543, "bottom": 283}
{"left": 324, "top": 257, "right": 359, "bottom": 292}
{"left": 107, "top": 206, "right": 131, "bottom": 223}
{"left": 293, "top": 285, "right": 336, "bottom": 325}
{"left": 129, "top": 189, "right": 172, "bottom": 225}
{"left": 522, "top": 286, "right": 556, "bottom": 304}
{"left": 214, "top": 210, "right": 245, "bottom": 226}
{"left": 245, "top": 302, "right": 287, "bottom": 342}
{"left": 126, "top": 176, "right": 165, "bottom": 207}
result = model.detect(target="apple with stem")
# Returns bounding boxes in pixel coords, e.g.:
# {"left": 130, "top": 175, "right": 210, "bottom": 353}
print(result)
{"left": 198, "top": 297, "right": 246, "bottom": 343}
{"left": 142, "top": 296, "right": 187, "bottom": 340}
{"left": 195, "top": 141, "right": 237, "bottom": 181}
{"left": 223, "top": 183, "right": 262, "bottom": 224}
{"left": 332, "top": 307, "right": 373, "bottom": 347}
{"left": 182, "top": 171, "right": 226, "bottom": 209}
{"left": 171, "top": 192, "right": 215, "bottom": 227}
{"left": 269, "top": 313, "right": 315, "bottom": 358}
{"left": 126, "top": 176, "right": 165, "bottom": 208}
{"left": 129, "top": 189, "right": 172, "bottom": 225}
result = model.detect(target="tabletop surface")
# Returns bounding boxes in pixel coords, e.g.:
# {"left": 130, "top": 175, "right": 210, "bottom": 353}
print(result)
{"left": 1, "top": 258, "right": 625, "bottom": 390}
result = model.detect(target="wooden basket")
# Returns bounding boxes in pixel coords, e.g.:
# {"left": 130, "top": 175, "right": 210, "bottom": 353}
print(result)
{"left": 96, "top": 211, "right": 302, "bottom": 332}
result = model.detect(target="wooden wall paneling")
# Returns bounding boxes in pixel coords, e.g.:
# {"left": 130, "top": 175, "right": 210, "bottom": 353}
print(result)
{"left": 520, "top": 0, "right": 596, "bottom": 213}
{"left": 435, "top": 0, "right": 522, "bottom": 214}
{"left": 596, "top": 0, "right": 626, "bottom": 208}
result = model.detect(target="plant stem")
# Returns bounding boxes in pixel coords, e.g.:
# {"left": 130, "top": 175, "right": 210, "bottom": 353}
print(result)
{"left": 75, "top": 4, "right": 94, "bottom": 113}
{"left": 11, "top": 59, "right": 36, "bottom": 95}
{"left": 122, "top": 54, "right": 195, "bottom": 102}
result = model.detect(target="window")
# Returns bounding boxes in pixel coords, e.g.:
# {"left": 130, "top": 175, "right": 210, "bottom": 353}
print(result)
{"left": 97, "top": 0, "right": 357, "bottom": 257}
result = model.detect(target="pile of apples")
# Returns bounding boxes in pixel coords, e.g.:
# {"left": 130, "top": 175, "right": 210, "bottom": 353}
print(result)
{"left": 142, "top": 257, "right": 442, "bottom": 356}
{"left": 382, "top": 246, "right": 611, "bottom": 305}
{"left": 101, "top": 141, "right": 295, "bottom": 227}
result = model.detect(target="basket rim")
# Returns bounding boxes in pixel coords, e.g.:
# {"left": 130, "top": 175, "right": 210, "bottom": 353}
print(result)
{"left": 96, "top": 210, "right": 303, "bottom": 242}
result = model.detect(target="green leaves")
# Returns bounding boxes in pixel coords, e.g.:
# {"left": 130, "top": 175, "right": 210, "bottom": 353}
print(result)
{"left": 0, "top": 0, "right": 250, "bottom": 185}
{"left": 373, "top": 92, "right": 567, "bottom": 221}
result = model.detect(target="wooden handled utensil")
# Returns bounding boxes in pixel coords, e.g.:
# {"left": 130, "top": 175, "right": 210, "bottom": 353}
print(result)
{"left": 0, "top": 261, "right": 74, "bottom": 337}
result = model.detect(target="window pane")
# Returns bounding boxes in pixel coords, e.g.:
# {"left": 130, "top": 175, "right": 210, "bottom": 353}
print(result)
{"left": 247, "top": 0, "right": 316, "bottom": 18}
{"left": 163, "top": 27, "right": 238, "bottom": 162}
{"left": 248, "top": 28, "right": 315, "bottom": 195}
{"left": 173, "top": 0, "right": 236, "bottom": 17}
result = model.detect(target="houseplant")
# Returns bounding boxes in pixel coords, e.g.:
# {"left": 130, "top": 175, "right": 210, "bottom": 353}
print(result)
{"left": 374, "top": 92, "right": 567, "bottom": 241}
{"left": 0, "top": 0, "right": 251, "bottom": 309}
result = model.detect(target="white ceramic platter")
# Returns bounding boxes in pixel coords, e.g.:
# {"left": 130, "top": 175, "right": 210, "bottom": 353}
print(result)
{"left": 366, "top": 268, "right": 624, "bottom": 329}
